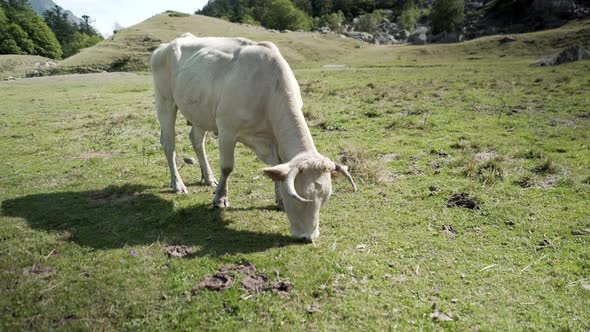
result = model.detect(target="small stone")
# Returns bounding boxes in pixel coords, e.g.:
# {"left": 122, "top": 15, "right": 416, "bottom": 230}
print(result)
{"left": 183, "top": 157, "right": 196, "bottom": 165}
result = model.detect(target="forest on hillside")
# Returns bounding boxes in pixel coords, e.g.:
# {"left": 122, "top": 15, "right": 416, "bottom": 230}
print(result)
{"left": 0, "top": 0, "right": 102, "bottom": 59}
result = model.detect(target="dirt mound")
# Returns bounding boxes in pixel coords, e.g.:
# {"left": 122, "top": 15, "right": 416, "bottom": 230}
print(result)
{"left": 446, "top": 193, "right": 480, "bottom": 210}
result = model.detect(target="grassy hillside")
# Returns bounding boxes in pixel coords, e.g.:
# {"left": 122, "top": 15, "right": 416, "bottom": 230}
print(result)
{"left": 0, "top": 55, "right": 58, "bottom": 79}
{"left": 59, "top": 13, "right": 357, "bottom": 71}
{"left": 58, "top": 13, "right": 590, "bottom": 72}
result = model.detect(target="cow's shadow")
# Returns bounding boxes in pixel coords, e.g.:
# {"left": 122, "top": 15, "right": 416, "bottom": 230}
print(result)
{"left": 1, "top": 184, "right": 299, "bottom": 256}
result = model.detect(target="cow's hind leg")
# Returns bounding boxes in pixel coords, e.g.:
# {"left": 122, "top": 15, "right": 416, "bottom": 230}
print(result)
{"left": 213, "top": 129, "right": 236, "bottom": 208}
{"left": 156, "top": 97, "right": 188, "bottom": 194}
{"left": 189, "top": 127, "right": 217, "bottom": 186}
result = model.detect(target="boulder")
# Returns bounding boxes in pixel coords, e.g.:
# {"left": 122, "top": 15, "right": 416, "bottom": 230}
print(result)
{"left": 531, "top": 0, "right": 576, "bottom": 17}
{"left": 499, "top": 36, "right": 517, "bottom": 43}
{"left": 373, "top": 33, "right": 398, "bottom": 45}
{"left": 342, "top": 31, "right": 374, "bottom": 43}
{"left": 430, "top": 31, "right": 464, "bottom": 43}
{"left": 408, "top": 27, "right": 428, "bottom": 45}
{"left": 534, "top": 45, "right": 590, "bottom": 66}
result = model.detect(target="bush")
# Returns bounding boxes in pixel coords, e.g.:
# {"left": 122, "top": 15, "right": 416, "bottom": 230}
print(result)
{"left": 400, "top": 1, "right": 419, "bottom": 31}
{"left": 430, "top": 0, "right": 464, "bottom": 34}
{"left": 354, "top": 10, "right": 384, "bottom": 34}
{"left": 167, "top": 11, "right": 191, "bottom": 17}
{"left": 315, "top": 11, "right": 346, "bottom": 32}
{"left": 264, "top": 0, "right": 312, "bottom": 31}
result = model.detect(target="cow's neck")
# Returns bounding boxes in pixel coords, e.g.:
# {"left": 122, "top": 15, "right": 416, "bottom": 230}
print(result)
{"left": 274, "top": 111, "right": 318, "bottom": 163}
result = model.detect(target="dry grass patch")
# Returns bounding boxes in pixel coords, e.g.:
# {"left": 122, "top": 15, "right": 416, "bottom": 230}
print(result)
{"left": 338, "top": 145, "right": 391, "bottom": 184}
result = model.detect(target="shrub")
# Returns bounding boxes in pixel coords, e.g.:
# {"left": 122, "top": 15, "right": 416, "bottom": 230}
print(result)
{"left": 430, "top": 0, "right": 464, "bottom": 34}
{"left": 400, "top": 1, "right": 419, "bottom": 31}
{"left": 264, "top": 0, "right": 312, "bottom": 31}
{"left": 354, "top": 10, "right": 384, "bottom": 34}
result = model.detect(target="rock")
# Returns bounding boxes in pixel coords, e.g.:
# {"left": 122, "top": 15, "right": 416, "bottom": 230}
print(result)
{"left": 183, "top": 157, "right": 196, "bottom": 165}
{"left": 398, "top": 29, "right": 411, "bottom": 40}
{"left": 280, "top": 29, "right": 291, "bottom": 33}
{"left": 534, "top": 45, "right": 590, "bottom": 66}
{"left": 466, "top": 1, "right": 483, "bottom": 9}
{"left": 342, "top": 31, "right": 374, "bottom": 43}
{"left": 431, "top": 31, "right": 464, "bottom": 43}
{"left": 373, "top": 33, "right": 398, "bottom": 45}
{"left": 531, "top": 0, "right": 576, "bottom": 17}
{"left": 408, "top": 27, "right": 428, "bottom": 45}
{"left": 499, "top": 36, "right": 517, "bottom": 43}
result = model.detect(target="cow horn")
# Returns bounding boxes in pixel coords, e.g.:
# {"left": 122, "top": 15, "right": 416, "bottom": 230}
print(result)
{"left": 285, "top": 166, "right": 312, "bottom": 203}
{"left": 335, "top": 163, "right": 357, "bottom": 192}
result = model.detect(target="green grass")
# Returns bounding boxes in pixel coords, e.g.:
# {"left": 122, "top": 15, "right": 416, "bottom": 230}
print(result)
{"left": 1, "top": 17, "right": 590, "bottom": 331}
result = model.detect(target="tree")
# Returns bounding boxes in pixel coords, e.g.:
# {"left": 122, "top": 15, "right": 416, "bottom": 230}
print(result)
{"left": 430, "top": 0, "right": 464, "bottom": 34}
{"left": 264, "top": 0, "right": 312, "bottom": 30}
{"left": 0, "top": 0, "right": 62, "bottom": 58}
{"left": 43, "top": 5, "right": 103, "bottom": 58}
{"left": 400, "top": 0, "right": 419, "bottom": 31}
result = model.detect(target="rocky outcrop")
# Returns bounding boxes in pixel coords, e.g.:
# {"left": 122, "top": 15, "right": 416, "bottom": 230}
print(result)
{"left": 534, "top": 45, "right": 590, "bottom": 66}
{"left": 408, "top": 27, "right": 428, "bottom": 45}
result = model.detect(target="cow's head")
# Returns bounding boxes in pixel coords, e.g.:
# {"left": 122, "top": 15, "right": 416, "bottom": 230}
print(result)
{"left": 263, "top": 156, "right": 356, "bottom": 242}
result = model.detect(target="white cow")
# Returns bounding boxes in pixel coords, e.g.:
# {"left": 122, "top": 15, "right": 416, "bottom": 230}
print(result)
{"left": 150, "top": 34, "right": 356, "bottom": 241}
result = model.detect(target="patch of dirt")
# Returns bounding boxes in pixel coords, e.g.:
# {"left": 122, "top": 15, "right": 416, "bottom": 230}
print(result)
{"left": 430, "top": 309, "right": 453, "bottom": 321}
{"left": 442, "top": 225, "right": 457, "bottom": 238}
{"left": 192, "top": 273, "right": 235, "bottom": 293}
{"left": 429, "top": 186, "right": 442, "bottom": 193}
{"left": 379, "top": 153, "right": 400, "bottom": 162}
{"left": 28, "top": 264, "right": 55, "bottom": 278}
{"left": 430, "top": 150, "right": 450, "bottom": 157}
{"left": 165, "top": 245, "right": 193, "bottom": 258}
{"left": 241, "top": 274, "right": 270, "bottom": 293}
{"left": 446, "top": 193, "right": 480, "bottom": 210}
{"left": 572, "top": 228, "right": 590, "bottom": 236}
{"left": 218, "top": 262, "right": 256, "bottom": 274}
{"left": 271, "top": 280, "right": 294, "bottom": 296}
{"left": 474, "top": 151, "right": 499, "bottom": 162}
{"left": 540, "top": 174, "right": 560, "bottom": 188}
{"left": 192, "top": 262, "right": 294, "bottom": 296}
{"left": 56, "top": 315, "right": 79, "bottom": 325}
{"left": 536, "top": 237, "right": 554, "bottom": 250}
{"left": 306, "top": 303, "right": 321, "bottom": 313}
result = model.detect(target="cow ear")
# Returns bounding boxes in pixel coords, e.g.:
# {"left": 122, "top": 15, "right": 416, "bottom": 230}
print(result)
{"left": 263, "top": 163, "right": 291, "bottom": 182}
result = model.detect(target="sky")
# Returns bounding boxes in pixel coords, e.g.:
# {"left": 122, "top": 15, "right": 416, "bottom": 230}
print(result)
{"left": 53, "top": 0, "right": 209, "bottom": 37}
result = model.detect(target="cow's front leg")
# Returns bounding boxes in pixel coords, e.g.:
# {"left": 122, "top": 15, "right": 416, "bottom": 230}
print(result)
{"left": 189, "top": 127, "right": 217, "bottom": 186}
{"left": 213, "top": 131, "right": 236, "bottom": 208}
{"left": 156, "top": 98, "right": 187, "bottom": 194}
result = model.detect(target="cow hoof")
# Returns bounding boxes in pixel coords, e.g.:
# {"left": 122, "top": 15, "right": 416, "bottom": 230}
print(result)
{"left": 213, "top": 197, "right": 229, "bottom": 208}
{"left": 173, "top": 184, "right": 188, "bottom": 194}
{"left": 206, "top": 179, "right": 218, "bottom": 187}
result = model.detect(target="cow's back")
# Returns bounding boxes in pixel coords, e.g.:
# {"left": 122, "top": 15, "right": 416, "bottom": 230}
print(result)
{"left": 150, "top": 35, "right": 300, "bottom": 134}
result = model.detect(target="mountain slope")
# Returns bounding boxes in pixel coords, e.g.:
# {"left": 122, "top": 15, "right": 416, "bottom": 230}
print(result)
{"left": 27, "top": 0, "right": 82, "bottom": 25}
{"left": 57, "top": 13, "right": 590, "bottom": 72}
{"left": 59, "top": 14, "right": 359, "bottom": 71}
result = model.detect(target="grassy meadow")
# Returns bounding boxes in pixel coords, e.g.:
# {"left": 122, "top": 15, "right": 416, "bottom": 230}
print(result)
{"left": 1, "top": 15, "right": 590, "bottom": 331}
